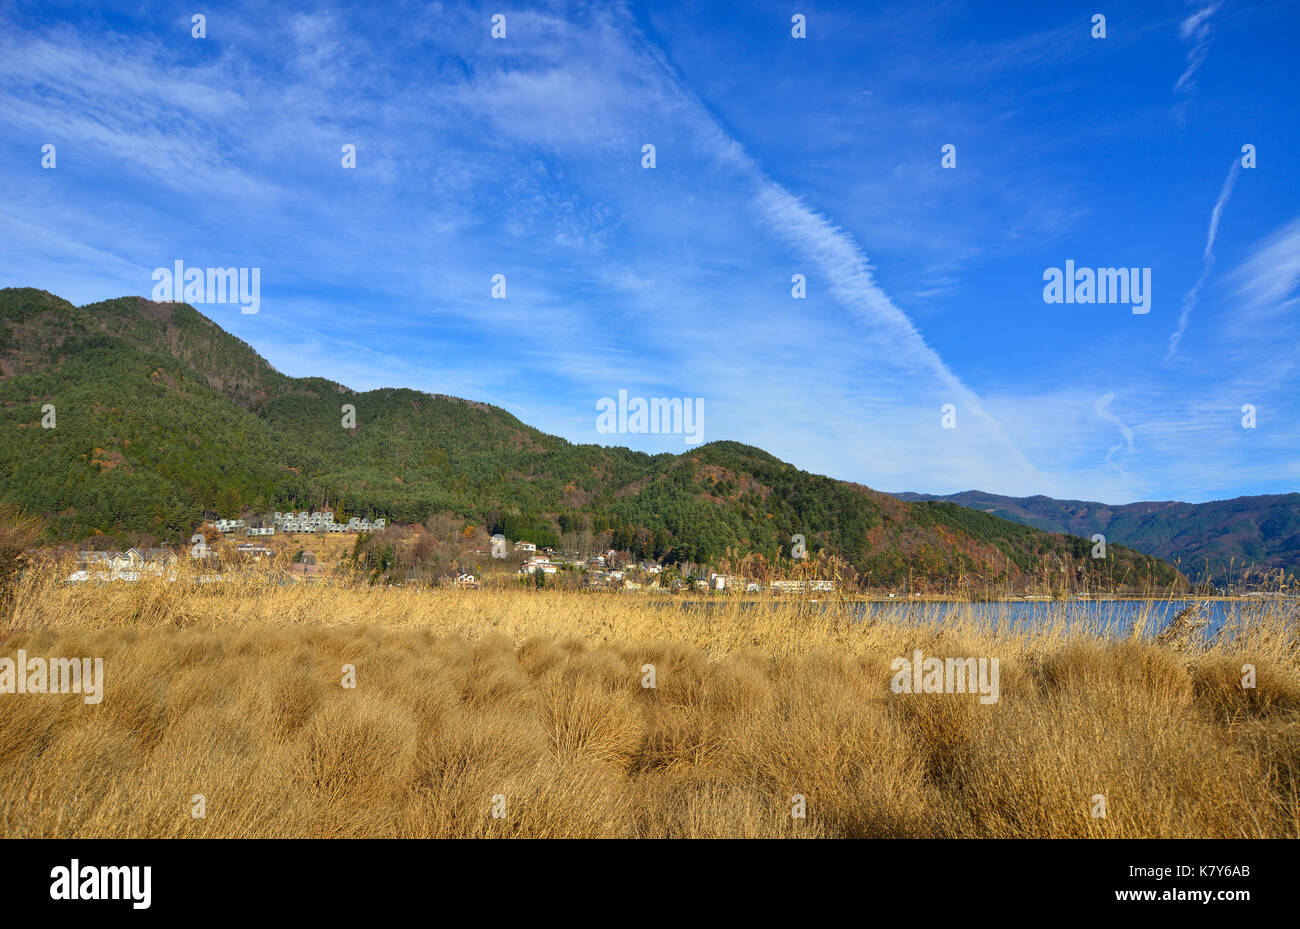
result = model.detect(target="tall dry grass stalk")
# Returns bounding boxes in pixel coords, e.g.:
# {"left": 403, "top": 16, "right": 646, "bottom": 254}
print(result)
{"left": 1, "top": 560, "right": 1297, "bottom": 838}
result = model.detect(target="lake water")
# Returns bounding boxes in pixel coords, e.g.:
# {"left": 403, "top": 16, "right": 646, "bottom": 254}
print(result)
{"left": 684, "top": 598, "right": 1295, "bottom": 643}
{"left": 858, "top": 599, "right": 1243, "bottom": 640}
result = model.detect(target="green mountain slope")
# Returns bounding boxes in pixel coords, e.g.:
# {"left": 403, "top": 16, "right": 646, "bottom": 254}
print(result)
{"left": 893, "top": 490, "right": 1300, "bottom": 582}
{"left": 0, "top": 288, "right": 1182, "bottom": 592}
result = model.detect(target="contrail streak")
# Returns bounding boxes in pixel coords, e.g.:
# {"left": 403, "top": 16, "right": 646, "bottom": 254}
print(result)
{"left": 1166, "top": 158, "right": 1239, "bottom": 361}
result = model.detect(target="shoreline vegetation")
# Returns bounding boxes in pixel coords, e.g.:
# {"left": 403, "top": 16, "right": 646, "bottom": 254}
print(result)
{"left": 2, "top": 561, "right": 1297, "bottom": 838}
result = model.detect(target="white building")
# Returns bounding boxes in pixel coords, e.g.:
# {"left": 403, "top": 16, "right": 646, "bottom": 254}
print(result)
{"left": 72, "top": 548, "right": 175, "bottom": 582}
{"left": 769, "top": 579, "right": 835, "bottom": 593}
{"left": 272, "top": 510, "right": 383, "bottom": 533}
{"left": 709, "top": 573, "right": 743, "bottom": 591}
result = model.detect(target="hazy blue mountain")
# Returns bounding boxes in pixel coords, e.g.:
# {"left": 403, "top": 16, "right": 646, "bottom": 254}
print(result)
{"left": 892, "top": 490, "right": 1300, "bottom": 582}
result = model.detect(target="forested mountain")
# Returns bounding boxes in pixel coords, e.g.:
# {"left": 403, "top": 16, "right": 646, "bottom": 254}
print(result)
{"left": 0, "top": 288, "right": 1181, "bottom": 591}
{"left": 893, "top": 490, "right": 1300, "bottom": 583}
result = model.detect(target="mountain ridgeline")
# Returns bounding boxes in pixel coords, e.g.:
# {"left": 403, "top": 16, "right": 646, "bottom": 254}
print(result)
{"left": 0, "top": 288, "right": 1182, "bottom": 592}
{"left": 892, "top": 491, "right": 1300, "bottom": 584}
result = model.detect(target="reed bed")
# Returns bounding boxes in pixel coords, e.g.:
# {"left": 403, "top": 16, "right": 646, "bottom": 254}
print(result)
{"left": 2, "top": 561, "right": 1297, "bottom": 838}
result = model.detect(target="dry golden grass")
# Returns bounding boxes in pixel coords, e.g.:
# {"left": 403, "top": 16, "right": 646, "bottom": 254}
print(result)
{"left": 1, "top": 561, "right": 1298, "bottom": 838}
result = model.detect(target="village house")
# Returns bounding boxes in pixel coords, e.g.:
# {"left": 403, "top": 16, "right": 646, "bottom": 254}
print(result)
{"left": 708, "top": 573, "right": 743, "bottom": 591}
{"left": 519, "top": 557, "right": 557, "bottom": 576}
{"left": 71, "top": 548, "right": 176, "bottom": 582}
{"left": 288, "top": 550, "right": 327, "bottom": 577}
{"left": 143, "top": 548, "right": 177, "bottom": 568}
{"left": 109, "top": 549, "right": 142, "bottom": 576}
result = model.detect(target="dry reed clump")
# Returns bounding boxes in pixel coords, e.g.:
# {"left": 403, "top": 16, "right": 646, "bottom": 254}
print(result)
{"left": 716, "top": 655, "right": 930, "bottom": 838}
{"left": 1, "top": 562, "right": 1298, "bottom": 838}
{"left": 1038, "top": 639, "right": 1195, "bottom": 707}
{"left": 1191, "top": 654, "right": 1300, "bottom": 720}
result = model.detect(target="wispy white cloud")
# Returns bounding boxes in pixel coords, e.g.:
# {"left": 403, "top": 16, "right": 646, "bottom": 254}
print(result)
{"left": 1166, "top": 158, "right": 1239, "bottom": 361}
{"left": 1227, "top": 215, "right": 1300, "bottom": 323}
{"left": 1094, "top": 393, "right": 1136, "bottom": 477}
{"left": 1174, "top": 3, "right": 1223, "bottom": 93}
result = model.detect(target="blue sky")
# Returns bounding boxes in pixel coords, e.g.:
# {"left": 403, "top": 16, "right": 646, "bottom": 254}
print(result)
{"left": 2, "top": 0, "right": 1297, "bottom": 503}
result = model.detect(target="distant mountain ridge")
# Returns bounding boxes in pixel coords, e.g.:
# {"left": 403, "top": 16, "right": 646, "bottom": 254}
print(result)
{"left": 0, "top": 287, "right": 1181, "bottom": 592}
{"left": 891, "top": 490, "right": 1300, "bottom": 582}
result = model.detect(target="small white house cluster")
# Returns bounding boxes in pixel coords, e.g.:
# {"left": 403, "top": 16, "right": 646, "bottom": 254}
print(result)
{"left": 768, "top": 579, "right": 836, "bottom": 593}
{"left": 210, "top": 518, "right": 274, "bottom": 537}
{"left": 272, "top": 510, "right": 386, "bottom": 534}
{"left": 69, "top": 548, "right": 177, "bottom": 582}
{"left": 519, "top": 555, "right": 557, "bottom": 576}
